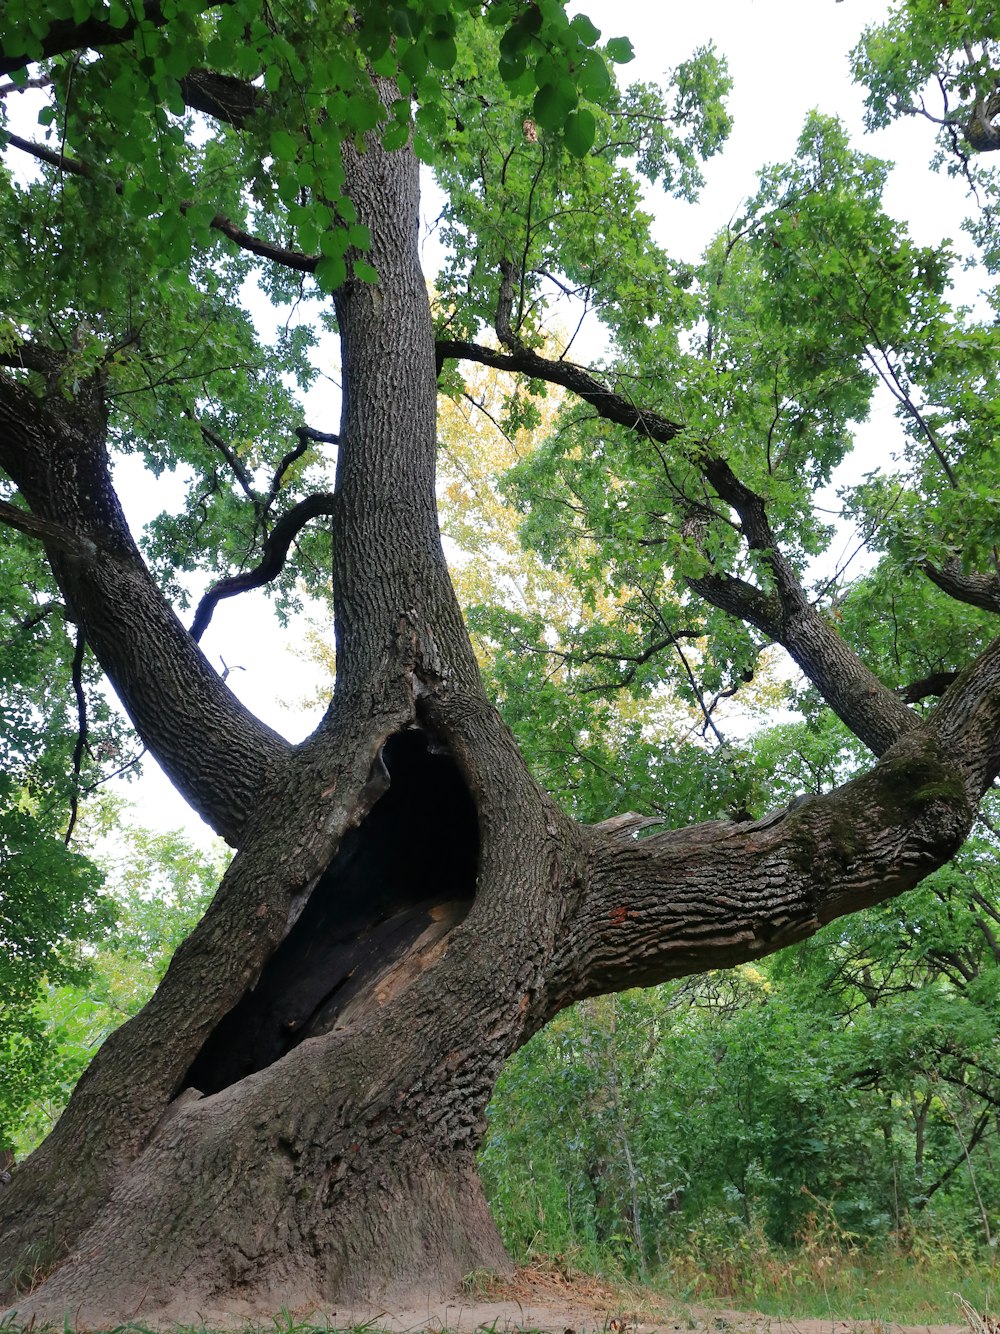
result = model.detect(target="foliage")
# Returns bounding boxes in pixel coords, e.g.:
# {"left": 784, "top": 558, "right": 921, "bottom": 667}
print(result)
{"left": 0, "top": 0, "right": 652, "bottom": 299}
{"left": 437, "top": 357, "right": 786, "bottom": 823}
{"left": 7, "top": 803, "right": 226, "bottom": 1157}
{"left": 0, "top": 528, "right": 119, "bottom": 1150}
{"left": 0, "top": 808, "right": 112, "bottom": 1154}
{"left": 853, "top": 1, "right": 1000, "bottom": 278}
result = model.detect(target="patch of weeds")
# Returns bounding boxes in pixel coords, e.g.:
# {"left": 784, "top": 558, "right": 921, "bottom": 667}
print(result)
{"left": 460, "top": 1268, "right": 509, "bottom": 1300}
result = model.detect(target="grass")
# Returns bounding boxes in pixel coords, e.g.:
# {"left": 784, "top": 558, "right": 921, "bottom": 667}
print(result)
{"left": 657, "top": 1238, "right": 999, "bottom": 1322}
{"left": 1, "top": 1249, "right": 998, "bottom": 1332}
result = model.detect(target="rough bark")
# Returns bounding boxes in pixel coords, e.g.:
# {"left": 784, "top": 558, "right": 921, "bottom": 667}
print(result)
{"left": 923, "top": 558, "right": 1000, "bottom": 616}
{"left": 3, "top": 63, "right": 1000, "bottom": 1334}
{"left": 0, "top": 375, "right": 287, "bottom": 842}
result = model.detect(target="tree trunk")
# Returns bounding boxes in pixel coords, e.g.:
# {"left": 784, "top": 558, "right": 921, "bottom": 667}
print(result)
{"left": 2, "top": 75, "right": 1000, "bottom": 1329}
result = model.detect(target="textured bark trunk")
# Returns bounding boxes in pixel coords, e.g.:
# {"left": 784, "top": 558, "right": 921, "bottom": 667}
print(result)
{"left": 0, "top": 82, "right": 576, "bottom": 1321}
{"left": 3, "top": 712, "right": 573, "bottom": 1324}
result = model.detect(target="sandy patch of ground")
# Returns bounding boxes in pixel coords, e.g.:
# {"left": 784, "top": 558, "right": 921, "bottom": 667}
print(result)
{"left": 328, "top": 1265, "right": 970, "bottom": 1334}
{"left": 8, "top": 1263, "right": 975, "bottom": 1334}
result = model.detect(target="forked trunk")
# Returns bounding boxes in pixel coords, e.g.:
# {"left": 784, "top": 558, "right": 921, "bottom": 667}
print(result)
{"left": 5, "top": 717, "right": 575, "bottom": 1325}
{"left": 1, "top": 70, "right": 997, "bottom": 1330}
{"left": 0, "top": 84, "right": 579, "bottom": 1322}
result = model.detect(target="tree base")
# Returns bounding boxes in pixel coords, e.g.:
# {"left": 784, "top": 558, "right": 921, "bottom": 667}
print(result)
{"left": 5, "top": 1154, "right": 512, "bottom": 1329}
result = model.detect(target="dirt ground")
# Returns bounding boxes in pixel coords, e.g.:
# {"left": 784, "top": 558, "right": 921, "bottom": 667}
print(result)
{"left": 10, "top": 1262, "right": 976, "bottom": 1332}
{"left": 329, "top": 1265, "right": 971, "bottom": 1334}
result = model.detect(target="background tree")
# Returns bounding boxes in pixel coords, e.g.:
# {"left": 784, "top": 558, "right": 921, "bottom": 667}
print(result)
{"left": 0, "top": 0, "right": 999, "bottom": 1324}
{"left": 7, "top": 805, "right": 225, "bottom": 1158}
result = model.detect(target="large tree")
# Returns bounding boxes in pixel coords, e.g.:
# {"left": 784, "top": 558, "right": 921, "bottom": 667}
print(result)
{"left": 1, "top": 0, "right": 1000, "bottom": 1323}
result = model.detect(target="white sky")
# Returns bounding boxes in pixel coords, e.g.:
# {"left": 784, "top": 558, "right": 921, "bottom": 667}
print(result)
{"left": 62, "top": 0, "right": 984, "bottom": 842}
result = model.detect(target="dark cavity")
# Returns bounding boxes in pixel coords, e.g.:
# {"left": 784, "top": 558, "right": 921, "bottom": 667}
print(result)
{"left": 182, "top": 730, "right": 478, "bottom": 1096}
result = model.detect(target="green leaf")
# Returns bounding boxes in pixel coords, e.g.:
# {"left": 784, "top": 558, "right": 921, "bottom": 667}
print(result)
{"left": 269, "top": 128, "right": 298, "bottom": 162}
{"left": 575, "top": 50, "right": 611, "bottom": 102}
{"left": 533, "top": 80, "right": 578, "bottom": 131}
{"left": 382, "top": 121, "right": 411, "bottom": 151}
{"left": 498, "top": 50, "right": 527, "bottom": 84}
{"left": 427, "top": 30, "right": 458, "bottom": 70}
{"left": 605, "top": 35, "right": 635, "bottom": 64}
{"left": 315, "top": 252, "right": 347, "bottom": 292}
{"left": 563, "top": 107, "right": 596, "bottom": 158}
{"left": 570, "top": 13, "right": 601, "bottom": 46}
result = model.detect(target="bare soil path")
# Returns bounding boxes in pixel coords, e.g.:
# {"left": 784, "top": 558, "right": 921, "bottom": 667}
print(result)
{"left": 23, "top": 1263, "right": 974, "bottom": 1333}
{"left": 326, "top": 1266, "right": 969, "bottom": 1334}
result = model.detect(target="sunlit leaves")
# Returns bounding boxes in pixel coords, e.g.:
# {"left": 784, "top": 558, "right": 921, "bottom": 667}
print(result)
{"left": 4, "top": 807, "right": 227, "bottom": 1155}
{"left": 0, "top": 804, "right": 114, "bottom": 1151}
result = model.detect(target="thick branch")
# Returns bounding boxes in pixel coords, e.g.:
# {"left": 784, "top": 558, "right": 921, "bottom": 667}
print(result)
{"left": 923, "top": 559, "right": 1000, "bottom": 615}
{"left": 690, "top": 571, "right": 916, "bottom": 755}
{"left": 696, "top": 458, "right": 916, "bottom": 753}
{"left": 0, "top": 337, "right": 67, "bottom": 376}
{"left": 553, "top": 634, "right": 1000, "bottom": 1007}
{"left": 190, "top": 490, "right": 335, "bottom": 641}
{"left": 0, "top": 371, "right": 288, "bottom": 842}
{"left": 436, "top": 339, "right": 683, "bottom": 442}
{"left": 686, "top": 569, "right": 782, "bottom": 637}
{"left": 898, "top": 670, "right": 960, "bottom": 704}
{"left": 929, "top": 635, "right": 1000, "bottom": 801}
{"left": 0, "top": 497, "right": 96, "bottom": 558}
{"left": 965, "top": 89, "right": 1000, "bottom": 153}
{"left": 0, "top": 1, "right": 228, "bottom": 76}
{"left": 551, "top": 728, "right": 973, "bottom": 1006}
{"left": 178, "top": 67, "right": 264, "bottom": 129}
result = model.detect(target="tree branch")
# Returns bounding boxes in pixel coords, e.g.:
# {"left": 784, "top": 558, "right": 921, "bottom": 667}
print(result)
{"left": 929, "top": 635, "right": 1000, "bottom": 801}
{"left": 0, "top": 498, "right": 97, "bottom": 559}
{"left": 190, "top": 491, "right": 335, "bottom": 641}
{"left": 178, "top": 67, "right": 264, "bottom": 129}
{"left": 438, "top": 340, "right": 916, "bottom": 755}
{"left": 923, "top": 559, "right": 1000, "bottom": 615}
{"left": 898, "top": 669, "right": 960, "bottom": 704}
{"left": 2, "top": 133, "right": 320, "bottom": 275}
{"left": 551, "top": 727, "right": 973, "bottom": 1006}
{"left": 436, "top": 339, "right": 683, "bottom": 441}
{"left": 0, "top": 74, "right": 52, "bottom": 98}
{"left": 196, "top": 420, "right": 259, "bottom": 506}
{"left": 913, "top": 1110, "right": 991, "bottom": 1209}
{"left": 1, "top": 599, "right": 65, "bottom": 641}
{"left": 264, "top": 424, "right": 339, "bottom": 508}
{"left": 0, "top": 371, "right": 288, "bottom": 843}
{"left": 0, "top": 337, "right": 68, "bottom": 376}
{"left": 0, "top": 1, "right": 229, "bottom": 77}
